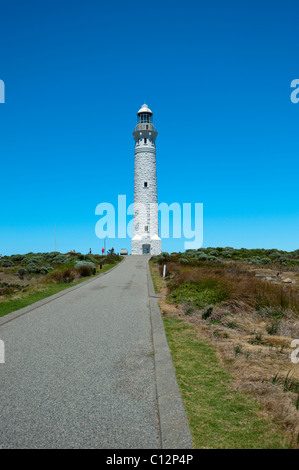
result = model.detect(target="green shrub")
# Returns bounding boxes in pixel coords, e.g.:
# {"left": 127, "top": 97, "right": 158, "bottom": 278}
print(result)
{"left": 26, "top": 263, "right": 41, "bottom": 274}
{"left": 207, "top": 250, "right": 219, "bottom": 257}
{"left": 77, "top": 265, "right": 93, "bottom": 277}
{"left": 51, "top": 254, "right": 68, "bottom": 265}
{"left": 21, "top": 255, "right": 44, "bottom": 266}
{"left": 260, "top": 257, "right": 272, "bottom": 264}
{"left": 75, "top": 261, "right": 96, "bottom": 274}
{"left": 0, "top": 260, "right": 15, "bottom": 267}
{"left": 46, "top": 251, "right": 60, "bottom": 259}
{"left": 18, "top": 268, "right": 27, "bottom": 276}
{"left": 266, "top": 322, "right": 279, "bottom": 335}
{"left": 179, "top": 258, "right": 189, "bottom": 265}
{"left": 202, "top": 306, "right": 213, "bottom": 319}
{"left": 102, "top": 254, "right": 122, "bottom": 265}
{"left": 168, "top": 280, "right": 230, "bottom": 309}
{"left": 185, "top": 250, "right": 197, "bottom": 257}
{"left": 40, "top": 266, "right": 51, "bottom": 274}
{"left": 196, "top": 253, "right": 209, "bottom": 260}
{"left": 84, "top": 256, "right": 96, "bottom": 263}
{"left": 11, "top": 254, "right": 25, "bottom": 262}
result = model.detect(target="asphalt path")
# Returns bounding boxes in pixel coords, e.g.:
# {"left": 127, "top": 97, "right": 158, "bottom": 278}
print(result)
{"left": 0, "top": 256, "right": 161, "bottom": 448}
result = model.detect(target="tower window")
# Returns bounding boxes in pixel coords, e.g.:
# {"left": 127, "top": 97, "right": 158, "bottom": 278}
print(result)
{"left": 144, "top": 182, "right": 148, "bottom": 187}
{"left": 144, "top": 138, "right": 147, "bottom": 144}
{"left": 144, "top": 226, "right": 148, "bottom": 232}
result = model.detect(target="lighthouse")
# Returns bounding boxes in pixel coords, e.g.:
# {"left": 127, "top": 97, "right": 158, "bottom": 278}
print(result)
{"left": 131, "top": 104, "right": 162, "bottom": 255}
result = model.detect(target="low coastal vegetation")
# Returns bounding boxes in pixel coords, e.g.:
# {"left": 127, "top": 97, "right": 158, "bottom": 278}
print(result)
{"left": 158, "top": 246, "right": 299, "bottom": 267}
{"left": 150, "top": 247, "right": 299, "bottom": 448}
{"left": 0, "top": 250, "right": 122, "bottom": 317}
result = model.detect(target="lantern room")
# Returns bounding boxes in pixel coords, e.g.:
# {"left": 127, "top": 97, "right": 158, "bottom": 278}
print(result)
{"left": 137, "top": 103, "right": 153, "bottom": 124}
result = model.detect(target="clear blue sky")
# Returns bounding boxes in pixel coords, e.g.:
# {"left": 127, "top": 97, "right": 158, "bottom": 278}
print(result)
{"left": 0, "top": 0, "right": 298, "bottom": 255}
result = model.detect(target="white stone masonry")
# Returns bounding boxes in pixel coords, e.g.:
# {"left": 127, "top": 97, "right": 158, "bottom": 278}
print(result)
{"left": 131, "top": 104, "right": 161, "bottom": 255}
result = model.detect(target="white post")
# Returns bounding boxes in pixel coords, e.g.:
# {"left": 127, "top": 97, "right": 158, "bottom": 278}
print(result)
{"left": 163, "top": 264, "right": 166, "bottom": 279}
{"left": 0, "top": 340, "right": 5, "bottom": 363}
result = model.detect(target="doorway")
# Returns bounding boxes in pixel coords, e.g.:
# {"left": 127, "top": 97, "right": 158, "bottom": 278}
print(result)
{"left": 142, "top": 244, "right": 151, "bottom": 254}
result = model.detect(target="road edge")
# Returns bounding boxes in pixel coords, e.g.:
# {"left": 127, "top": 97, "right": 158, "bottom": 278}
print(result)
{"left": 147, "top": 260, "right": 193, "bottom": 449}
{"left": 0, "top": 257, "right": 126, "bottom": 327}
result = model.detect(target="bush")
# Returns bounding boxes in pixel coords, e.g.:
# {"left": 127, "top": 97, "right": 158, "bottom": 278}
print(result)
{"left": 0, "top": 260, "right": 15, "bottom": 267}
{"left": 26, "top": 263, "right": 41, "bottom": 274}
{"left": 84, "top": 256, "right": 96, "bottom": 263}
{"left": 75, "top": 261, "right": 96, "bottom": 274}
{"left": 185, "top": 250, "right": 197, "bottom": 257}
{"left": 266, "top": 322, "right": 279, "bottom": 335}
{"left": 49, "top": 268, "right": 75, "bottom": 283}
{"left": 195, "top": 253, "right": 209, "bottom": 260}
{"left": 207, "top": 250, "right": 219, "bottom": 257}
{"left": 46, "top": 251, "right": 60, "bottom": 259}
{"left": 202, "top": 306, "right": 213, "bottom": 320}
{"left": 18, "top": 268, "right": 27, "bottom": 277}
{"left": 11, "top": 254, "right": 25, "bottom": 262}
{"left": 51, "top": 254, "right": 68, "bottom": 265}
{"left": 164, "top": 260, "right": 299, "bottom": 316}
{"left": 168, "top": 279, "right": 231, "bottom": 309}
{"left": 75, "top": 254, "right": 94, "bottom": 262}
{"left": 40, "top": 266, "right": 51, "bottom": 274}
{"left": 179, "top": 258, "right": 189, "bottom": 265}
{"left": 102, "top": 255, "right": 122, "bottom": 265}
{"left": 22, "top": 256, "right": 44, "bottom": 266}
{"left": 260, "top": 257, "right": 272, "bottom": 264}
{"left": 77, "top": 265, "right": 93, "bottom": 277}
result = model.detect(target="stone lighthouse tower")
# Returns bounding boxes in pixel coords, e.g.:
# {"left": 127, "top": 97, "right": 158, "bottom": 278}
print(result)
{"left": 131, "top": 104, "right": 162, "bottom": 255}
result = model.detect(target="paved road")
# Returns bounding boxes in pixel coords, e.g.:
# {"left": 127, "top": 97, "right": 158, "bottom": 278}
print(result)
{"left": 0, "top": 256, "right": 162, "bottom": 448}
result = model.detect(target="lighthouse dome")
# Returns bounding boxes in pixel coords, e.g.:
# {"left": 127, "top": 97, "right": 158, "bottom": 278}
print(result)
{"left": 137, "top": 103, "right": 153, "bottom": 115}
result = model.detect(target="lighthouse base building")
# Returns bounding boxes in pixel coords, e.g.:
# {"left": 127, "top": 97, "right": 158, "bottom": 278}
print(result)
{"left": 131, "top": 235, "right": 161, "bottom": 256}
{"left": 131, "top": 104, "right": 161, "bottom": 256}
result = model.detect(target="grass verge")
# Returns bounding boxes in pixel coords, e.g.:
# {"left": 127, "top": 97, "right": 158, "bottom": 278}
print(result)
{"left": 0, "top": 262, "right": 118, "bottom": 317}
{"left": 163, "top": 315, "right": 290, "bottom": 448}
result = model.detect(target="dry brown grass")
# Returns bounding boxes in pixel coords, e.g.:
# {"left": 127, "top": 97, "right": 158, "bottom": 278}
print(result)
{"left": 48, "top": 267, "right": 76, "bottom": 283}
{"left": 153, "top": 261, "right": 299, "bottom": 447}
{"left": 161, "top": 262, "right": 299, "bottom": 315}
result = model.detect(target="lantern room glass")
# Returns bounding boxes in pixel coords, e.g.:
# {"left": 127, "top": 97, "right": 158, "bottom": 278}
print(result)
{"left": 138, "top": 113, "right": 153, "bottom": 124}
